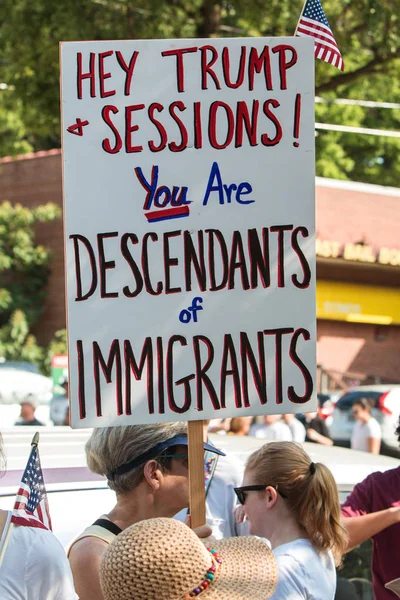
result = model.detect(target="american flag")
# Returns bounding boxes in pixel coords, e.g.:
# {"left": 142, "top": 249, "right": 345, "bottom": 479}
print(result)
{"left": 11, "top": 438, "right": 52, "bottom": 531}
{"left": 295, "top": 0, "right": 344, "bottom": 71}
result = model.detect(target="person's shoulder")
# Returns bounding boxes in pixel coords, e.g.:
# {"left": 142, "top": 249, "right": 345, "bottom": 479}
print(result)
{"left": 274, "top": 540, "right": 334, "bottom": 583}
{"left": 12, "top": 525, "right": 66, "bottom": 560}
{"left": 249, "top": 424, "right": 263, "bottom": 437}
{"left": 364, "top": 466, "right": 400, "bottom": 484}
{"left": 69, "top": 530, "right": 109, "bottom": 560}
{"left": 351, "top": 466, "right": 400, "bottom": 495}
{"left": 366, "top": 418, "right": 382, "bottom": 436}
{"left": 249, "top": 423, "right": 261, "bottom": 432}
{"left": 273, "top": 538, "right": 314, "bottom": 559}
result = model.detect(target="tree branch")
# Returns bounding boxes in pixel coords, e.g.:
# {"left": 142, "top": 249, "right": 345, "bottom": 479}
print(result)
{"left": 316, "top": 51, "right": 400, "bottom": 94}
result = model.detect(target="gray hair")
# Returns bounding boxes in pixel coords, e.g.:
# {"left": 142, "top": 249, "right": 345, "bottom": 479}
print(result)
{"left": 85, "top": 422, "right": 188, "bottom": 494}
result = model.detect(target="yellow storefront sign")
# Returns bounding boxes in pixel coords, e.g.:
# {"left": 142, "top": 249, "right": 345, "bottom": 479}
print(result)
{"left": 316, "top": 280, "right": 400, "bottom": 325}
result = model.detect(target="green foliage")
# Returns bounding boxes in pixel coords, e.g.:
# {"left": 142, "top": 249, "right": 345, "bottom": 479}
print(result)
{"left": 0, "top": 201, "right": 61, "bottom": 367}
{"left": 0, "top": 0, "right": 399, "bottom": 184}
{"left": 0, "top": 88, "right": 33, "bottom": 157}
{"left": 43, "top": 328, "right": 67, "bottom": 375}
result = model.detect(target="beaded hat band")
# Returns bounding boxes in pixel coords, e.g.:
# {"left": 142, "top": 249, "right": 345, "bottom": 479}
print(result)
{"left": 183, "top": 548, "right": 222, "bottom": 598}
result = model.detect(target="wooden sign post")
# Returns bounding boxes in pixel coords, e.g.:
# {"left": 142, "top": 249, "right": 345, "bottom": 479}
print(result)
{"left": 60, "top": 37, "right": 316, "bottom": 525}
{"left": 188, "top": 420, "right": 206, "bottom": 528}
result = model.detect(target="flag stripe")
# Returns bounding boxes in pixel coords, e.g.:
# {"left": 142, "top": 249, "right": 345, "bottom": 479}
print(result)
{"left": 297, "top": 23, "right": 340, "bottom": 52}
{"left": 297, "top": 28, "right": 341, "bottom": 56}
{"left": 315, "top": 43, "right": 342, "bottom": 66}
{"left": 299, "top": 16, "right": 337, "bottom": 39}
{"left": 11, "top": 515, "right": 48, "bottom": 530}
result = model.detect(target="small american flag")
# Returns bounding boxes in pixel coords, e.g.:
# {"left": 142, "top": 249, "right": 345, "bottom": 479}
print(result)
{"left": 295, "top": 0, "right": 344, "bottom": 71}
{"left": 11, "top": 436, "right": 52, "bottom": 531}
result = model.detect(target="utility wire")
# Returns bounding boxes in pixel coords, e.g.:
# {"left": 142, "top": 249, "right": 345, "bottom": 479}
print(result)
{"left": 315, "top": 122, "right": 400, "bottom": 137}
{"left": 316, "top": 97, "right": 400, "bottom": 110}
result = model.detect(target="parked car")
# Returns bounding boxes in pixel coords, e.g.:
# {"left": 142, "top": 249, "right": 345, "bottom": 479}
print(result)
{"left": 0, "top": 365, "right": 53, "bottom": 405}
{"left": 329, "top": 385, "right": 400, "bottom": 458}
{"left": 1, "top": 428, "right": 399, "bottom": 600}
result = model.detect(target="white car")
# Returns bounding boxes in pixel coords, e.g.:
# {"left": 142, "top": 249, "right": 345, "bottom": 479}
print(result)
{"left": 0, "top": 365, "right": 53, "bottom": 405}
{"left": 1, "top": 428, "right": 398, "bottom": 599}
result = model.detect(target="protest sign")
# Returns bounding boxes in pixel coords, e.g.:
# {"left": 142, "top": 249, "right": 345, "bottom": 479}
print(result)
{"left": 60, "top": 37, "right": 316, "bottom": 430}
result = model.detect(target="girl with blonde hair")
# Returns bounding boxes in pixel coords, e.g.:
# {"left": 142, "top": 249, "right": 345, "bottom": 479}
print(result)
{"left": 235, "top": 441, "right": 347, "bottom": 599}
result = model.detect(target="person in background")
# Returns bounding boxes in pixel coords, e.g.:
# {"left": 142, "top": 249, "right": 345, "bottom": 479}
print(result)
{"left": 228, "top": 417, "right": 252, "bottom": 436}
{"left": 175, "top": 420, "right": 248, "bottom": 538}
{"left": 341, "top": 417, "right": 400, "bottom": 600}
{"left": 0, "top": 433, "right": 77, "bottom": 599}
{"left": 302, "top": 411, "right": 333, "bottom": 446}
{"left": 283, "top": 414, "right": 306, "bottom": 442}
{"left": 14, "top": 400, "right": 44, "bottom": 427}
{"left": 60, "top": 378, "right": 71, "bottom": 426}
{"left": 249, "top": 415, "right": 292, "bottom": 441}
{"left": 351, "top": 398, "right": 381, "bottom": 454}
{"left": 60, "top": 378, "right": 69, "bottom": 396}
{"left": 235, "top": 441, "right": 347, "bottom": 599}
{"left": 68, "top": 422, "right": 223, "bottom": 600}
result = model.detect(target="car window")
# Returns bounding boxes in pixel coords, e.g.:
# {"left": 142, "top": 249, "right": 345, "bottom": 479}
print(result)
{"left": 335, "top": 391, "right": 382, "bottom": 410}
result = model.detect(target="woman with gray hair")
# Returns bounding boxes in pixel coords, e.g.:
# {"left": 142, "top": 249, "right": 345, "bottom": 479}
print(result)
{"left": 68, "top": 421, "right": 223, "bottom": 600}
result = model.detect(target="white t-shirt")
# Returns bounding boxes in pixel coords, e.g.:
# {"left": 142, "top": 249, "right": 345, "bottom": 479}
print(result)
{"left": 272, "top": 538, "right": 336, "bottom": 599}
{"left": 351, "top": 418, "right": 381, "bottom": 452}
{"left": 0, "top": 512, "right": 77, "bottom": 600}
{"left": 286, "top": 418, "right": 306, "bottom": 443}
{"left": 175, "top": 452, "right": 249, "bottom": 539}
{"left": 249, "top": 421, "right": 292, "bottom": 441}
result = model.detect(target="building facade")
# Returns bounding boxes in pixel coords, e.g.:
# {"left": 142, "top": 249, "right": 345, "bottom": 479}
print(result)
{"left": 1, "top": 150, "right": 399, "bottom": 389}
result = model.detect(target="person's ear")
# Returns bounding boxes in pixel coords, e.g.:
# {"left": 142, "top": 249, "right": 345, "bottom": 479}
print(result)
{"left": 143, "top": 460, "right": 162, "bottom": 491}
{"left": 265, "top": 486, "right": 278, "bottom": 508}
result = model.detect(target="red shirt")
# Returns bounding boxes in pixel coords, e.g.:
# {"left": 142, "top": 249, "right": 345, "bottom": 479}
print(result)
{"left": 341, "top": 467, "right": 400, "bottom": 600}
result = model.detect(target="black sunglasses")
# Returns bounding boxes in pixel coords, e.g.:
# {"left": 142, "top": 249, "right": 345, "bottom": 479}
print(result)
{"left": 234, "top": 485, "right": 288, "bottom": 505}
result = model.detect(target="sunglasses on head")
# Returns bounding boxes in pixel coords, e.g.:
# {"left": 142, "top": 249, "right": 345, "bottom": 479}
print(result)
{"left": 234, "top": 485, "right": 288, "bottom": 505}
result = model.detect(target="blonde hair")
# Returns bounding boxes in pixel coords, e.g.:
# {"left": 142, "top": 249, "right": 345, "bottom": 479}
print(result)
{"left": 86, "top": 422, "right": 187, "bottom": 494}
{"left": 246, "top": 442, "right": 347, "bottom": 566}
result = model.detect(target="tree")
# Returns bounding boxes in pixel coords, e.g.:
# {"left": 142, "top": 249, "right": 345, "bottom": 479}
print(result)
{"left": 0, "top": 0, "right": 399, "bottom": 184}
{"left": 0, "top": 87, "right": 33, "bottom": 157}
{"left": 0, "top": 201, "right": 61, "bottom": 367}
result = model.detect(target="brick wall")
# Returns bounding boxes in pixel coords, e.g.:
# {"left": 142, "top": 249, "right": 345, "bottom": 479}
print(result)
{"left": 317, "top": 319, "right": 400, "bottom": 384}
{"left": 316, "top": 178, "right": 400, "bottom": 250}
{"left": 0, "top": 150, "right": 65, "bottom": 344}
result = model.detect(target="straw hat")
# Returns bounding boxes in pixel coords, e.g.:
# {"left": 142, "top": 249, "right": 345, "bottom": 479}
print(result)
{"left": 100, "top": 518, "right": 277, "bottom": 600}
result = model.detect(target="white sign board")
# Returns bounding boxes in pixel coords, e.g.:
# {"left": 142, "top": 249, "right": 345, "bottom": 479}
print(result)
{"left": 60, "top": 37, "right": 316, "bottom": 428}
